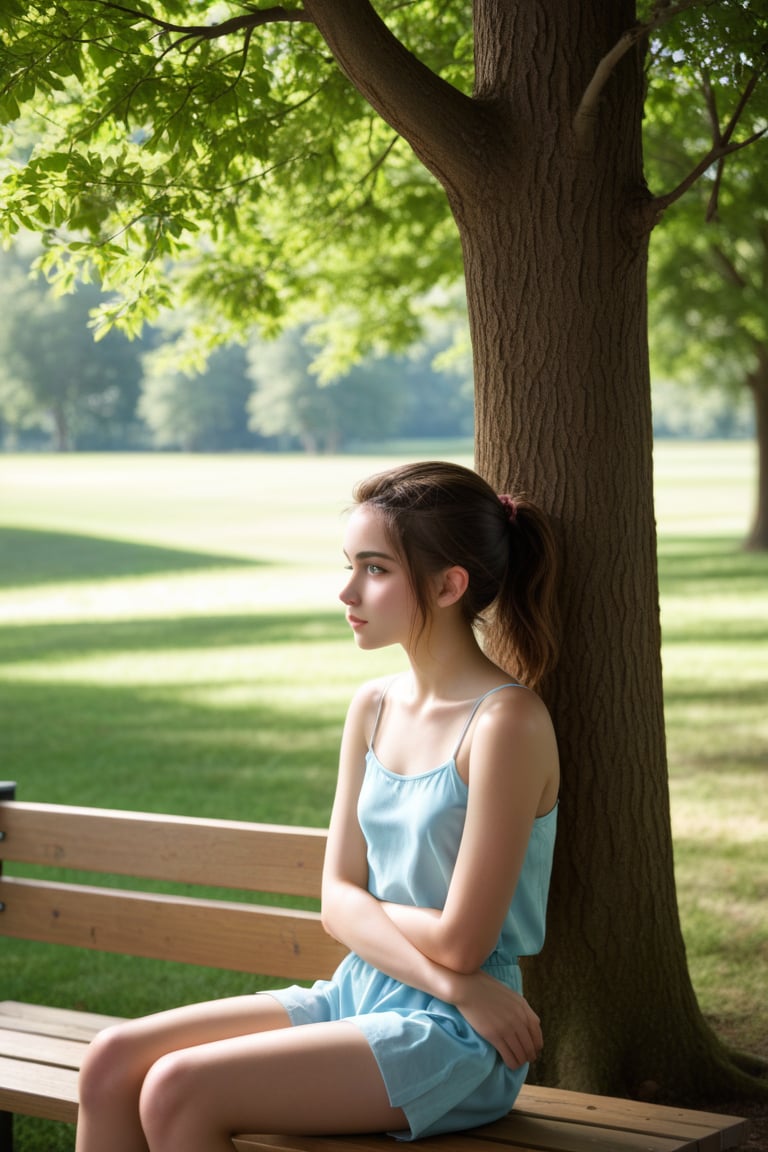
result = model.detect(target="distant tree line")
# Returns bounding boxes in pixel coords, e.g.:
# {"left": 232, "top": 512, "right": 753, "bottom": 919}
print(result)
{"left": 0, "top": 241, "right": 754, "bottom": 453}
{"left": 0, "top": 241, "right": 476, "bottom": 452}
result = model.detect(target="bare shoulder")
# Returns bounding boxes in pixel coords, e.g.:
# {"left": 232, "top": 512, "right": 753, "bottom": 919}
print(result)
{"left": 469, "top": 684, "right": 559, "bottom": 809}
{"left": 345, "top": 675, "right": 396, "bottom": 740}
{"left": 480, "top": 682, "right": 555, "bottom": 736}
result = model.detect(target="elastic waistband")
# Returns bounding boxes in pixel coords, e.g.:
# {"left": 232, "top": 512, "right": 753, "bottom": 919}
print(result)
{"left": 482, "top": 957, "right": 520, "bottom": 974}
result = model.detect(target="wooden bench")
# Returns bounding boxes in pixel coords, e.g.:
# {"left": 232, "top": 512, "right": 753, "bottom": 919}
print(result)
{"left": 0, "top": 786, "right": 748, "bottom": 1152}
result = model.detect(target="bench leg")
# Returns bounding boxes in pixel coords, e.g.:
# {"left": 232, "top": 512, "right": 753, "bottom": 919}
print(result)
{"left": 0, "top": 1111, "right": 12, "bottom": 1152}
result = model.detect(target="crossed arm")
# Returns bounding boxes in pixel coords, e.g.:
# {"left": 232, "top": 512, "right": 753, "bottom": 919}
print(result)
{"left": 320, "top": 681, "right": 558, "bottom": 1069}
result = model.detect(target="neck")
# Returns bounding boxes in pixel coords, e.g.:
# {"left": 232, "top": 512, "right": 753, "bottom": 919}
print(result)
{"left": 402, "top": 616, "right": 498, "bottom": 701}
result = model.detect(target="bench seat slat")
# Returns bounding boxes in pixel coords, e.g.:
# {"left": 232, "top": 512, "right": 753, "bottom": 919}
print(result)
{"left": 0, "top": 1029, "right": 87, "bottom": 1071}
{"left": 0, "top": 1002, "right": 121, "bottom": 1042}
{"left": 0, "top": 877, "right": 347, "bottom": 979}
{"left": 232, "top": 1124, "right": 690, "bottom": 1152}
{"left": 0, "top": 1056, "right": 78, "bottom": 1124}
{"left": 232, "top": 1139, "right": 506, "bottom": 1152}
{"left": 0, "top": 802, "right": 326, "bottom": 897}
{"left": 511, "top": 1088, "right": 749, "bottom": 1151}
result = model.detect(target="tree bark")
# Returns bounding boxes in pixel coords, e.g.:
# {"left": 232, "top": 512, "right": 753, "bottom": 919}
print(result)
{"left": 51, "top": 401, "right": 71, "bottom": 452}
{"left": 745, "top": 348, "right": 768, "bottom": 550}
{"left": 309, "top": 0, "right": 767, "bottom": 1102}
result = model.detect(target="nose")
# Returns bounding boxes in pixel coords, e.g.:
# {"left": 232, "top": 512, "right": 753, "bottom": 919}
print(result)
{"left": 339, "top": 573, "right": 359, "bottom": 606}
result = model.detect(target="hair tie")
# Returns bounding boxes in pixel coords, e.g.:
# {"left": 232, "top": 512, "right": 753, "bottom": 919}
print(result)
{"left": 498, "top": 493, "right": 518, "bottom": 524}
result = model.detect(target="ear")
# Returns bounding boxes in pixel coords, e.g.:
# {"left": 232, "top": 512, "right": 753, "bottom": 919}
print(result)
{"left": 435, "top": 565, "right": 469, "bottom": 608}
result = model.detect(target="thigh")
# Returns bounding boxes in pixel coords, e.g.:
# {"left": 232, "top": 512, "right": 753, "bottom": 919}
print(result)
{"left": 140, "top": 1020, "right": 407, "bottom": 1141}
{"left": 83, "top": 992, "right": 292, "bottom": 1091}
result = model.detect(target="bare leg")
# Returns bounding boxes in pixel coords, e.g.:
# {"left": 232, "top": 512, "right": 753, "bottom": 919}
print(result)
{"left": 76, "top": 993, "right": 294, "bottom": 1152}
{"left": 138, "top": 1020, "right": 407, "bottom": 1152}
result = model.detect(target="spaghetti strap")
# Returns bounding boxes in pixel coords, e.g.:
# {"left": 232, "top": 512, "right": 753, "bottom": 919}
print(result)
{"left": 452, "top": 683, "right": 525, "bottom": 761}
{"left": 369, "top": 677, "right": 397, "bottom": 752}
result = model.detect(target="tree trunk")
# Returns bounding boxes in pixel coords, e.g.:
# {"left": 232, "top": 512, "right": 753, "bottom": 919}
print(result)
{"left": 450, "top": 0, "right": 762, "bottom": 1103}
{"left": 745, "top": 349, "right": 768, "bottom": 551}
{"left": 51, "top": 401, "right": 70, "bottom": 452}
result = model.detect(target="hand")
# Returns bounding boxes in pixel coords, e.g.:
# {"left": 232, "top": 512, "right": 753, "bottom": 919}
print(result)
{"left": 452, "top": 970, "right": 543, "bottom": 1069}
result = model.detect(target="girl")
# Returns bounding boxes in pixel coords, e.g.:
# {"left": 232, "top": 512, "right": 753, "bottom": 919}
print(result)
{"left": 76, "top": 460, "right": 559, "bottom": 1152}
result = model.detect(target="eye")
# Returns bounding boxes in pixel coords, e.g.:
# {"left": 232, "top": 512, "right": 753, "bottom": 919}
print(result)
{"left": 367, "top": 564, "right": 386, "bottom": 575}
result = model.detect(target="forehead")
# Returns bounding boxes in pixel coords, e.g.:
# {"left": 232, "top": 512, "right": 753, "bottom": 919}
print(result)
{"left": 343, "top": 505, "right": 396, "bottom": 554}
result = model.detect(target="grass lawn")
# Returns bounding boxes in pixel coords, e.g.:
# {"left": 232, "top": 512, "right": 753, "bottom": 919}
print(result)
{"left": 0, "top": 443, "right": 765, "bottom": 1148}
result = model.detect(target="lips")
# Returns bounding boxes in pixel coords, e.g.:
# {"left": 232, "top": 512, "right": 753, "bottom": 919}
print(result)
{"left": 347, "top": 615, "right": 366, "bottom": 629}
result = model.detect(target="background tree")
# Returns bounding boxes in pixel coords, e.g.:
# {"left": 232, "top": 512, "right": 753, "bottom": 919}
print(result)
{"left": 246, "top": 315, "right": 473, "bottom": 450}
{"left": 140, "top": 334, "right": 263, "bottom": 452}
{"left": 0, "top": 242, "right": 143, "bottom": 449}
{"left": 246, "top": 326, "right": 405, "bottom": 451}
{"left": 1, "top": 1, "right": 766, "bottom": 1104}
{"left": 646, "top": 97, "right": 767, "bottom": 546}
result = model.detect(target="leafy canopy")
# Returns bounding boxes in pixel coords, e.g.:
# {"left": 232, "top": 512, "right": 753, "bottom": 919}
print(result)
{"left": 0, "top": 1, "right": 765, "bottom": 365}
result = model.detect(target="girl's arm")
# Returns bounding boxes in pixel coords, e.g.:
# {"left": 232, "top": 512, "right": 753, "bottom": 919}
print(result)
{"left": 320, "top": 681, "right": 458, "bottom": 1000}
{"left": 320, "top": 682, "right": 544, "bottom": 1067}
{"left": 381, "top": 687, "right": 558, "bottom": 974}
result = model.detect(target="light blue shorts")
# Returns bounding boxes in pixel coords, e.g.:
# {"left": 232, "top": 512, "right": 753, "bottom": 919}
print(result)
{"left": 266, "top": 952, "right": 527, "bottom": 1140}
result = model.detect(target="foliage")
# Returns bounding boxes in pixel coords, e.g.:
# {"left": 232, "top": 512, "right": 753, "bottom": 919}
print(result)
{"left": 0, "top": 1, "right": 465, "bottom": 366}
{"left": 0, "top": 237, "right": 473, "bottom": 451}
{"left": 140, "top": 332, "right": 263, "bottom": 451}
{"left": 0, "top": 2, "right": 764, "bottom": 379}
{"left": 0, "top": 241, "right": 144, "bottom": 449}
{"left": 246, "top": 312, "right": 472, "bottom": 451}
{"left": 645, "top": 20, "right": 768, "bottom": 403}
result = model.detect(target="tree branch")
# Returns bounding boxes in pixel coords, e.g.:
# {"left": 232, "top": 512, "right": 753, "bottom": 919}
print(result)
{"left": 709, "top": 244, "right": 748, "bottom": 290}
{"left": 301, "top": 0, "right": 489, "bottom": 195}
{"left": 573, "top": 0, "right": 707, "bottom": 152}
{"left": 94, "top": 2, "right": 313, "bottom": 40}
{"left": 651, "top": 68, "right": 767, "bottom": 218}
{"left": 91, "top": 1, "right": 313, "bottom": 47}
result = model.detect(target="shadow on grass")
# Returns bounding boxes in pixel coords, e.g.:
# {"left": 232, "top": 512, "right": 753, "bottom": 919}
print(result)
{"left": 1, "top": 673, "right": 341, "bottom": 824}
{"left": 658, "top": 535, "right": 767, "bottom": 596}
{"left": 0, "top": 526, "right": 263, "bottom": 588}
{"left": 0, "top": 610, "right": 349, "bottom": 664}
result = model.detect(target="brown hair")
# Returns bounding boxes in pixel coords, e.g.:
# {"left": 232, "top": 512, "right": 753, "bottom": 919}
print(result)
{"left": 353, "top": 461, "right": 559, "bottom": 689}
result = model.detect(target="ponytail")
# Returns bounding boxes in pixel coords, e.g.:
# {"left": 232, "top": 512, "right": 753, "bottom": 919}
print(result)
{"left": 353, "top": 461, "right": 559, "bottom": 690}
{"left": 493, "top": 497, "right": 559, "bottom": 690}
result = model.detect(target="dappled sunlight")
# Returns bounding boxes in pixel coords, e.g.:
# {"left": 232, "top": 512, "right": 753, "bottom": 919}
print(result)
{"left": 653, "top": 441, "right": 757, "bottom": 537}
{"left": 670, "top": 788, "right": 768, "bottom": 845}
{"left": 0, "top": 566, "right": 346, "bottom": 624}
{"left": 0, "top": 618, "right": 353, "bottom": 675}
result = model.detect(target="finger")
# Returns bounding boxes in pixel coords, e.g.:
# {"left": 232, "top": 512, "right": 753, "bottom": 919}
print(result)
{"left": 499, "top": 1032, "right": 530, "bottom": 1070}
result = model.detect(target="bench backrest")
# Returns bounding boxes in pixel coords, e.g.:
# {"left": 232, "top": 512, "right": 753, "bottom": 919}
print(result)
{"left": 0, "top": 800, "right": 347, "bottom": 979}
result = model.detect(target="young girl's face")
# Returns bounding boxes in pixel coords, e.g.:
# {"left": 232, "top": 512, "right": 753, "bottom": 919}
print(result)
{"left": 339, "top": 505, "right": 419, "bottom": 650}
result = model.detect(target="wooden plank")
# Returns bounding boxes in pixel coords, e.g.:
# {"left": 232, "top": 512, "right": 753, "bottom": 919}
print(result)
{"left": 513, "top": 1087, "right": 749, "bottom": 1151}
{"left": 0, "top": 877, "right": 347, "bottom": 979}
{"left": 0, "top": 802, "right": 328, "bottom": 897}
{"left": 233, "top": 1138, "right": 518, "bottom": 1152}
{"left": 231, "top": 1124, "right": 690, "bottom": 1152}
{"left": 461, "top": 1113, "right": 690, "bottom": 1151}
{"left": 0, "top": 1002, "right": 121, "bottom": 1042}
{"left": 0, "top": 1028, "right": 87, "bottom": 1071}
{"left": 0, "top": 1056, "right": 78, "bottom": 1124}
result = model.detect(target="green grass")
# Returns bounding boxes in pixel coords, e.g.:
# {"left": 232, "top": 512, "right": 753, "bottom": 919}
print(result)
{"left": 1, "top": 444, "right": 766, "bottom": 1149}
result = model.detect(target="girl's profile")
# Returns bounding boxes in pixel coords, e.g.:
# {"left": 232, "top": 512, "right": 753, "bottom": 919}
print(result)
{"left": 76, "top": 460, "right": 560, "bottom": 1152}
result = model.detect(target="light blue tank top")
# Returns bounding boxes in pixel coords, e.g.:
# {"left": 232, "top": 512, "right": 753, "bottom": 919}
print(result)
{"left": 357, "top": 681, "right": 557, "bottom": 966}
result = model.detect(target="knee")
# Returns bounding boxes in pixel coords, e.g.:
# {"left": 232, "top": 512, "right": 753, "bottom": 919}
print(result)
{"left": 139, "top": 1051, "right": 198, "bottom": 1147}
{"left": 78, "top": 1022, "right": 142, "bottom": 1112}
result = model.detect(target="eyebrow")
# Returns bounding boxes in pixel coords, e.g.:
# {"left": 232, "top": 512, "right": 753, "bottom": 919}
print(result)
{"left": 344, "top": 549, "right": 398, "bottom": 562}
